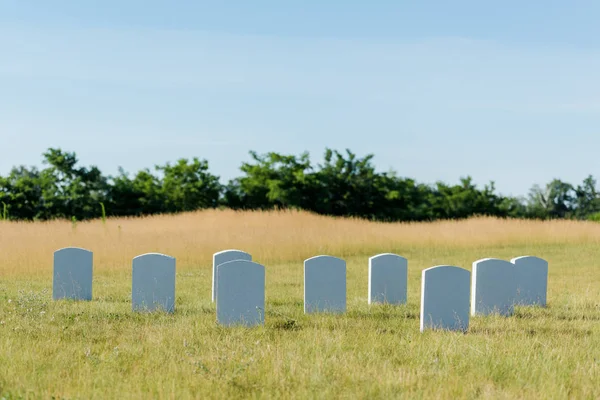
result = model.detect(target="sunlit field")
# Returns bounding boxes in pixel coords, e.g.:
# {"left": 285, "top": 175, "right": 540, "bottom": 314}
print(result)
{"left": 1, "top": 210, "right": 599, "bottom": 399}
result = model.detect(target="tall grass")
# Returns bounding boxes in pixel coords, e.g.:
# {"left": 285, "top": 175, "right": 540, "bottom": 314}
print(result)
{"left": 0, "top": 210, "right": 598, "bottom": 399}
{"left": 100, "top": 202, "right": 106, "bottom": 225}
{"left": 2, "top": 209, "right": 600, "bottom": 276}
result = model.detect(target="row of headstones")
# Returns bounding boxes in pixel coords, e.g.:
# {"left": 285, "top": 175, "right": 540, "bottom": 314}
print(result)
{"left": 210, "top": 250, "right": 548, "bottom": 331}
{"left": 52, "top": 247, "right": 548, "bottom": 331}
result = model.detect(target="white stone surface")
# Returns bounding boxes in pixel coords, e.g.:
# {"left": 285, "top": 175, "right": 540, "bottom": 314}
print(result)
{"left": 304, "top": 255, "right": 346, "bottom": 314}
{"left": 511, "top": 256, "right": 548, "bottom": 306}
{"left": 216, "top": 260, "right": 265, "bottom": 327}
{"left": 132, "top": 253, "right": 176, "bottom": 313}
{"left": 212, "top": 249, "right": 252, "bottom": 302}
{"left": 471, "top": 258, "right": 516, "bottom": 316}
{"left": 53, "top": 247, "right": 93, "bottom": 301}
{"left": 420, "top": 265, "right": 471, "bottom": 332}
{"left": 368, "top": 253, "right": 407, "bottom": 304}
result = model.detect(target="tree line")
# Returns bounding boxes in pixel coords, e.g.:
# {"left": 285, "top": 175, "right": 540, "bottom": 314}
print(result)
{"left": 1, "top": 147, "right": 599, "bottom": 222}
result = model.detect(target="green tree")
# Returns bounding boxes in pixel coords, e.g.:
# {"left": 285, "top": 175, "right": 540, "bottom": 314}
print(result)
{"left": 157, "top": 158, "right": 222, "bottom": 212}
{"left": 573, "top": 175, "right": 600, "bottom": 219}
{"left": 1, "top": 146, "right": 594, "bottom": 223}
{"left": 0, "top": 166, "right": 46, "bottom": 220}
{"left": 105, "top": 167, "right": 162, "bottom": 217}
{"left": 427, "top": 177, "right": 506, "bottom": 220}
{"left": 527, "top": 179, "right": 576, "bottom": 219}
{"left": 374, "top": 172, "right": 433, "bottom": 221}
{"left": 223, "top": 151, "right": 312, "bottom": 210}
{"left": 40, "top": 148, "right": 109, "bottom": 219}
{"left": 310, "top": 149, "right": 382, "bottom": 218}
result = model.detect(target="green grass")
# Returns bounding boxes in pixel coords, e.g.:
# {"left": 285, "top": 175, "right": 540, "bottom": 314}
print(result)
{"left": 100, "top": 202, "right": 107, "bottom": 225}
{"left": 1, "top": 242, "right": 599, "bottom": 399}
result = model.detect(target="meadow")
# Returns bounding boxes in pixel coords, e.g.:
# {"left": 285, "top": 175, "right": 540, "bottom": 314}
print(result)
{"left": 0, "top": 209, "right": 599, "bottom": 399}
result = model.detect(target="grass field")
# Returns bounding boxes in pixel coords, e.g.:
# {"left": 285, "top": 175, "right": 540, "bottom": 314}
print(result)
{"left": 1, "top": 210, "right": 599, "bottom": 399}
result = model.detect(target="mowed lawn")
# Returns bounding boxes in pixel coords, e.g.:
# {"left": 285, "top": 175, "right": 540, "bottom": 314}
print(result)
{"left": 1, "top": 210, "right": 599, "bottom": 399}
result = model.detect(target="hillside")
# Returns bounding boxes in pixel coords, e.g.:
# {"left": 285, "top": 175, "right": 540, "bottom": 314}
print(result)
{"left": 0, "top": 211, "right": 598, "bottom": 398}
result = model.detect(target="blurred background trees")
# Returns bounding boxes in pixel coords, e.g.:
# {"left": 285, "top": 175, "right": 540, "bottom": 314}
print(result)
{"left": 2, "top": 147, "right": 599, "bottom": 222}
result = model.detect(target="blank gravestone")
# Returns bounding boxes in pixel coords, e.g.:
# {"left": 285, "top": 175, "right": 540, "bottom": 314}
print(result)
{"left": 304, "top": 255, "right": 346, "bottom": 314}
{"left": 471, "top": 258, "right": 516, "bottom": 316}
{"left": 420, "top": 265, "right": 471, "bottom": 332}
{"left": 53, "top": 247, "right": 93, "bottom": 301}
{"left": 368, "top": 253, "right": 408, "bottom": 305}
{"left": 132, "top": 253, "right": 176, "bottom": 313}
{"left": 212, "top": 249, "right": 252, "bottom": 302}
{"left": 216, "top": 260, "right": 265, "bottom": 327}
{"left": 511, "top": 256, "right": 548, "bottom": 306}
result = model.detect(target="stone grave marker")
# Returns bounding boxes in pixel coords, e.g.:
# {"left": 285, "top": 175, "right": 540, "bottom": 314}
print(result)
{"left": 511, "top": 256, "right": 548, "bottom": 306}
{"left": 368, "top": 253, "right": 408, "bottom": 305}
{"left": 216, "top": 260, "right": 265, "bottom": 327}
{"left": 132, "top": 253, "right": 176, "bottom": 313}
{"left": 471, "top": 258, "right": 516, "bottom": 316}
{"left": 304, "top": 255, "right": 346, "bottom": 314}
{"left": 212, "top": 249, "right": 252, "bottom": 302}
{"left": 420, "top": 265, "right": 471, "bottom": 332}
{"left": 53, "top": 247, "right": 93, "bottom": 301}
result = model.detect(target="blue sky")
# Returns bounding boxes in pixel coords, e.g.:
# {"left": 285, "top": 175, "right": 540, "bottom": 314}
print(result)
{"left": 1, "top": 1, "right": 600, "bottom": 197}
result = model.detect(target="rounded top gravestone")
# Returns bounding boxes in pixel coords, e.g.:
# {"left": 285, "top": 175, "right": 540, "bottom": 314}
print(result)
{"left": 471, "top": 258, "right": 517, "bottom": 316}
{"left": 216, "top": 259, "right": 265, "bottom": 327}
{"left": 132, "top": 252, "right": 176, "bottom": 313}
{"left": 510, "top": 255, "right": 548, "bottom": 306}
{"left": 368, "top": 253, "right": 408, "bottom": 305}
{"left": 304, "top": 255, "right": 347, "bottom": 314}
{"left": 53, "top": 247, "right": 93, "bottom": 301}
{"left": 212, "top": 249, "right": 252, "bottom": 302}
{"left": 420, "top": 265, "right": 471, "bottom": 332}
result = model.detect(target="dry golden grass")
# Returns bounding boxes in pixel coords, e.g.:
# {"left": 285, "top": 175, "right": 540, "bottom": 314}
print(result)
{"left": 1, "top": 210, "right": 599, "bottom": 399}
{"left": 2, "top": 208, "right": 600, "bottom": 276}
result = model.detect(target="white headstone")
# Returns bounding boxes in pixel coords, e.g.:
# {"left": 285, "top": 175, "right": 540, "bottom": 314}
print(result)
{"left": 216, "top": 260, "right": 265, "bottom": 327}
{"left": 53, "top": 247, "right": 93, "bottom": 301}
{"left": 511, "top": 256, "right": 548, "bottom": 306}
{"left": 304, "top": 255, "right": 346, "bottom": 314}
{"left": 420, "top": 265, "right": 471, "bottom": 332}
{"left": 471, "top": 258, "right": 516, "bottom": 316}
{"left": 132, "top": 253, "right": 176, "bottom": 313}
{"left": 368, "top": 253, "right": 408, "bottom": 304}
{"left": 212, "top": 249, "right": 252, "bottom": 302}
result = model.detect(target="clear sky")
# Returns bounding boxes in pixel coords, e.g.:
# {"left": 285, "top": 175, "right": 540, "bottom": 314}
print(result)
{"left": 1, "top": 0, "right": 599, "bottom": 197}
